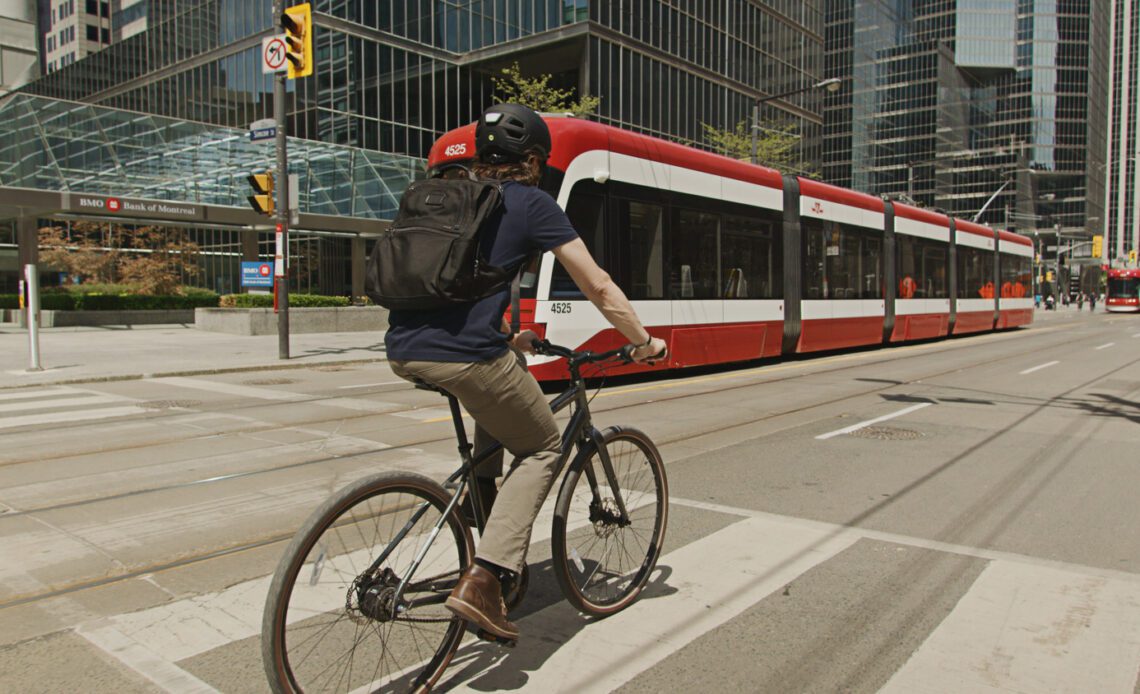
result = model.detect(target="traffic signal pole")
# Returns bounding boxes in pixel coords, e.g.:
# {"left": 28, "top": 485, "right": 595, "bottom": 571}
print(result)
{"left": 274, "top": 0, "right": 290, "bottom": 360}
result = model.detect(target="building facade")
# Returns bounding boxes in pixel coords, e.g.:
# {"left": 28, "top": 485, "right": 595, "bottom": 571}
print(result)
{"left": 1, "top": 0, "right": 40, "bottom": 95}
{"left": 41, "top": 0, "right": 113, "bottom": 73}
{"left": 18, "top": 0, "right": 829, "bottom": 295}
{"left": 1104, "top": 0, "right": 1139, "bottom": 263}
{"left": 824, "top": 0, "right": 1108, "bottom": 253}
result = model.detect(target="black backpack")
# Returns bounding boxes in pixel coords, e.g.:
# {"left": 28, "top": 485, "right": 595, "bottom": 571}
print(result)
{"left": 366, "top": 173, "right": 519, "bottom": 312}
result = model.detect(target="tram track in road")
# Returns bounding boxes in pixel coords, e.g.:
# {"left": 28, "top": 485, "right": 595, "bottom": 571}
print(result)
{"left": 0, "top": 321, "right": 1067, "bottom": 510}
{"left": 0, "top": 323, "right": 1095, "bottom": 520}
{"left": 1, "top": 324, "right": 1115, "bottom": 611}
{"left": 0, "top": 322, "right": 1080, "bottom": 473}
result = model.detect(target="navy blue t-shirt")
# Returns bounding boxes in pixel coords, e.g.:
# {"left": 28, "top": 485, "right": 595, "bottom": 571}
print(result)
{"left": 385, "top": 181, "right": 579, "bottom": 362}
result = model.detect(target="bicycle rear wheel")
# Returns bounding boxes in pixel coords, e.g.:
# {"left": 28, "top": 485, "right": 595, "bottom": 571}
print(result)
{"left": 551, "top": 426, "right": 668, "bottom": 617}
{"left": 262, "top": 472, "right": 473, "bottom": 694}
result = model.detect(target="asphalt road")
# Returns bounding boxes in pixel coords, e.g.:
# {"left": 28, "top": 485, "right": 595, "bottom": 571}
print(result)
{"left": 0, "top": 309, "right": 1137, "bottom": 693}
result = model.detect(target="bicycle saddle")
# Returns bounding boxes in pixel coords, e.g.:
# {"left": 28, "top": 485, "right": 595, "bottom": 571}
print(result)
{"left": 409, "top": 377, "right": 450, "bottom": 397}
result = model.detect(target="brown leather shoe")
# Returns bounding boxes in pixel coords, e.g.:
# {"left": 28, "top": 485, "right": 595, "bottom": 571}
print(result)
{"left": 445, "top": 564, "right": 519, "bottom": 641}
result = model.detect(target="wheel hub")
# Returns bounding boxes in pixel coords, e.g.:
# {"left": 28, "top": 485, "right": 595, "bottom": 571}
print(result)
{"left": 589, "top": 498, "right": 626, "bottom": 538}
{"left": 349, "top": 567, "right": 400, "bottom": 623}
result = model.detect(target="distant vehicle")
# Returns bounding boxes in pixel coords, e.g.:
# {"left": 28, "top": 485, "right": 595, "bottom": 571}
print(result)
{"left": 426, "top": 117, "right": 1035, "bottom": 381}
{"left": 1105, "top": 268, "right": 1140, "bottom": 313}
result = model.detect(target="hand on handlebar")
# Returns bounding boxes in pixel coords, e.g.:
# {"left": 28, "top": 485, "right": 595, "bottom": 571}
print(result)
{"left": 509, "top": 330, "right": 541, "bottom": 354}
{"left": 630, "top": 337, "right": 668, "bottom": 364}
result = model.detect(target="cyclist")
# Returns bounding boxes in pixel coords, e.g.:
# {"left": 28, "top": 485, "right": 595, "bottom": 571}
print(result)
{"left": 386, "top": 103, "right": 667, "bottom": 644}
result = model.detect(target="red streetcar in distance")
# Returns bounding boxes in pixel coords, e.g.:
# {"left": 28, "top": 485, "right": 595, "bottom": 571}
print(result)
{"left": 425, "top": 116, "right": 1035, "bottom": 381}
{"left": 1105, "top": 268, "right": 1140, "bottom": 313}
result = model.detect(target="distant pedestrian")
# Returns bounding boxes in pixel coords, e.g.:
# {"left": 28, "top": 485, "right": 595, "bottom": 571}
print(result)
{"left": 1089, "top": 293, "right": 1097, "bottom": 311}
{"left": 1077, "top": 293, "right": 1084, "bottom": 310}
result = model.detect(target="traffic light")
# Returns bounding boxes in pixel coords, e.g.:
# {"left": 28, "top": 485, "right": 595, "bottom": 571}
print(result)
{"left": 248, "top": 172, "right": 275, "bottom": 216}
{"left": 1130, "top": 249, "right": 1138, "bottom": 265}
{"left": 1092, "top": 234, "right": 1103, "bottom": 258}
{"left": 281, "top": 3, "right": 313, "bottom": 79}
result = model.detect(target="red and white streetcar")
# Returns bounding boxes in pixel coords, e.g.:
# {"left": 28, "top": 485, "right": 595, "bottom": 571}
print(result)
{"left": 1105, "top": 268, "right": 1140, "bottom": 313}
{"left": 426, "top": 117, "right": 1035, "bottom": 380}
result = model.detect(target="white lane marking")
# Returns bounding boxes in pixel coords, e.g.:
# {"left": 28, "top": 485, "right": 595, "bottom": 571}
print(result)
{"left": 0, "top": 386, "right": 76, "bottom": 401}
{"left": 151, "top": 377, "right": 401, "bottom": 413}
{"left": 1132, "top": 332, "right": 1140, "bottom": 338}
{"left": 1095, "top": 342, "right": 1115, "bottom": 350}
{"left": 150, "top": 377, "right": 304, "bottom": 401}
{"left": 443, "top": 515, "right": 859, "bottom": 693}
{"left": 670, "top": 497, "right": 1140, "bottom": 583}
{"left": 77, "top": 621, "right": 219, "bottom": 693}
{"left": 338, "top": 381, "right": 406, "bottom": 389}
{"left": 881, "top": 561, "right": 1140, "bottom": 694}
{"left": 0, "top": 394, "right": 127, "bottom": 414}
{"left": 0, "top": 406, "right": 150, "bottom": 430}
{"left": 815, "top": 402, "right": 933, "bottom": 440}
{"left": 1019, "top": 360, "right": 1060, "bottom": 375}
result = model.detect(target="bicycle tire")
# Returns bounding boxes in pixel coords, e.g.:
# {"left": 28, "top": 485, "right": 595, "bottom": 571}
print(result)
{"left": 551, "top": 426, "right": 668, "bottom": 617}
{"left": 262, "top": 471, "right": 473, "bottom": 694}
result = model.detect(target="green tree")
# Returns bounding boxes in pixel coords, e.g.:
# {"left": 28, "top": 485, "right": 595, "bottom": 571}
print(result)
{"left": 699, "top": 119, "right": 819, "bottom": 178}
{"left": 490, "top": 62, "right": 600, "bottom": 117}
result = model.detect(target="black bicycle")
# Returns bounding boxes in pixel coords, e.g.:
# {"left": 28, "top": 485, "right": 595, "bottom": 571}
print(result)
{"left": 262, "top": 340, "right": 669, "bottom": 693}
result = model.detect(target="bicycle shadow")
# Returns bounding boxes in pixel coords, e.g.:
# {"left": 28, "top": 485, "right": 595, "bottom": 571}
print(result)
{"left": 434, "top": 561, "right": 677, "bottom": 691}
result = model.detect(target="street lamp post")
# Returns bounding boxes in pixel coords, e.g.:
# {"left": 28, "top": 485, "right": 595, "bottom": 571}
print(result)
{"left": 751, "top": 77, "right": 841, "bottom": 165}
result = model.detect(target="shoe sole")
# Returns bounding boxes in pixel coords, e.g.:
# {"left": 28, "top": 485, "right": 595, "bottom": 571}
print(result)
{"left": 445, "top": 596, "right": 519, "bottom": 641}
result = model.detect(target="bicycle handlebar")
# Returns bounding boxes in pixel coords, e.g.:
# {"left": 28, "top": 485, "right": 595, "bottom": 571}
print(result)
{"left": 531, "top": 339, "right": 666, "bottom": 367}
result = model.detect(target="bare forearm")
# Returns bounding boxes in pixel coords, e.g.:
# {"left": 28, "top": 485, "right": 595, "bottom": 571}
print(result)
{"left": 582, "top": 279, "right": 651, "bottom": 345}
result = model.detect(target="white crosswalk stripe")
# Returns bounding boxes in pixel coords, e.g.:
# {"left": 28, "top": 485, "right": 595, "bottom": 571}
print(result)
{"left": 68, "top": 498, "right": 1140, "bottom": 693}
{"left": 0, "top": 385, "right": 147, "bottom": 430}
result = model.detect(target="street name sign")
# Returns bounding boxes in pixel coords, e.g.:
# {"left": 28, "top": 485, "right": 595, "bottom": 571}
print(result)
{"left": 249, "top": 118, "right": 278, "bottom": 142}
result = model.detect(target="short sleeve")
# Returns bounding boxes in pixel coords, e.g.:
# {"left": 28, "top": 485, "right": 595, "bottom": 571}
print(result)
{"left": 526, "top": 189, "right": 580, "bottom": 252}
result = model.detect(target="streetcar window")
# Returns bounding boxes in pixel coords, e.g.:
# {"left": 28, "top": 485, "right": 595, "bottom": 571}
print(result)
{"left": 617, "top": 199, "right": 665, "bottom": 299}
{"left": 722, "top": 214, "right": 781, "bottom": 299}
{"left": 897, "top": 235, "right": 949, "bottom": 298}
{"left": 957, "top": 245, "right": 994, "bottom": 298}
{"left": 999, "top": 251, "right": 1031, "bottom": 298}
{"left": 550, "top": 190, "right": 605, "bottom": 299}
{"left": 670, "top": 208, "right": 720, "bottom": 299}
{"left": 802, "top": 219, "right": 883, "bottom": 299}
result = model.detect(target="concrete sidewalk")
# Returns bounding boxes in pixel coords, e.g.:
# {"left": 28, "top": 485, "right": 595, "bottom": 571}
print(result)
{"left": 0, "top": 323, "right": 388, "bottom": 389}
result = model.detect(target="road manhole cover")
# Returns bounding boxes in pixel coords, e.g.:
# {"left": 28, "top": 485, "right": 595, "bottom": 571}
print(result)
{"left": 242, "top": 378, "right": 296, "bottom": 386}
{"left": 139, "top": 400, "right": 202, "bottom": 410}
{"left": 849, "top": 426, "right": 925, "bottom": 441}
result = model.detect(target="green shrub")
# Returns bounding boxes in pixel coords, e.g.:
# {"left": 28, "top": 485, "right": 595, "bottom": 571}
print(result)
{"left": 219, "top": 293, "right": 351, "bottom": 308}
{"left": 1, "top": 285, "right": 223, "bottom": 311}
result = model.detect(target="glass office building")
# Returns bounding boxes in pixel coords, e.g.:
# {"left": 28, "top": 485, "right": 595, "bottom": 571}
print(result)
{"left": 824, "top": 0, "right": 1108, "bottom": 248}
{"left": 16, "top": 1, "right": 828, "bottom": 294}
{"left": 1104, "top": 0, "right": 1139, "bottom": 263}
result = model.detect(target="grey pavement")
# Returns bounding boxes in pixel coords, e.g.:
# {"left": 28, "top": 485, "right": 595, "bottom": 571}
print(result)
{"left": 0, "top": 323, "right": 388, "bottom": 389}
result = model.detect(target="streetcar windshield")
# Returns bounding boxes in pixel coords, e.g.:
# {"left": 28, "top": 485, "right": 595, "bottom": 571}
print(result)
{"left": 1107, "top": 277, "right": 1139, "bottom": 296}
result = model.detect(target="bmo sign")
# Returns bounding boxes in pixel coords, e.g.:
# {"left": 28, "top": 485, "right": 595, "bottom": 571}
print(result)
{"left": 77, "top": 196, "right": 121, "bottom": 211}
{"left": 69, "top": 195, "right": 203, "bottom": 221}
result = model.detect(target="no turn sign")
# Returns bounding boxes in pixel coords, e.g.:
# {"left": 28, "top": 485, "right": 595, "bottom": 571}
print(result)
{"left": 263, "top": 36, "right": 287, "bottom": 74}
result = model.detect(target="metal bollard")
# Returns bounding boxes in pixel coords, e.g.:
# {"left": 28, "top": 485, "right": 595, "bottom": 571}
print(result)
{"left": 24, "top": 264, "right": 42, "bottom": 372}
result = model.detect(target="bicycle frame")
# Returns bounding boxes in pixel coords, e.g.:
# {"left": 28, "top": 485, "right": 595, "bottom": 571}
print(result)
{"left": 383, "top": 352, "right": 634, "bottom": 611}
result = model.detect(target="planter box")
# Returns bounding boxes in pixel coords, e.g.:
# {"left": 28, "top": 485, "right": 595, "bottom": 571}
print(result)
{"left": 195, "top": 306, "right": 389, "bottom": 335}
{"left": 7, "top": 309, "right": 195, "bottom": 327}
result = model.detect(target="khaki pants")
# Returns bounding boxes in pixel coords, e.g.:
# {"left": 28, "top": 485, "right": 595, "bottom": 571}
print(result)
{"left": 390, "top": 349, "right": 561, "bottom": 573}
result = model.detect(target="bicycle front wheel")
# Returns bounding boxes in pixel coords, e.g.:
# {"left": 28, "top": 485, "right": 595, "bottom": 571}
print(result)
{"left": 262, "top": 472, "right": 473, "bottom": 694}
{"left": 552, "top": 426, "right": 668, "bottom": 617}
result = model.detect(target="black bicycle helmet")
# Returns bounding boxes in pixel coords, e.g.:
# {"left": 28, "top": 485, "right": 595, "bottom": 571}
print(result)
{"left": 475, "top": 103, "right": 551, "bottom": 164}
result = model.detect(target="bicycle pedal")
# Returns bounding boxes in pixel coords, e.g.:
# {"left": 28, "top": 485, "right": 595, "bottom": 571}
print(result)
{"left": 475, "top": 629, "right": 517, "bottom": 648}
